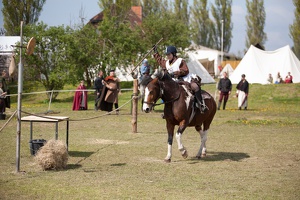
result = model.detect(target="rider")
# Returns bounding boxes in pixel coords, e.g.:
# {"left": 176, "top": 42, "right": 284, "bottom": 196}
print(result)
{"left": 153, "top": 45, "right": 207, "bottom": 113}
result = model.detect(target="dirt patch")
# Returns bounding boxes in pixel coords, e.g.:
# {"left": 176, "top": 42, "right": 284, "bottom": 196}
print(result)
{"left": 89, "top": 139, "right": 129, "bottom": 145}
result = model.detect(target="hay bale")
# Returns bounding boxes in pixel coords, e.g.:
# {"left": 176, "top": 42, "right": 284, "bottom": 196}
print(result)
{"left": 35, "top": 139, "right": 68, "bottom": 170}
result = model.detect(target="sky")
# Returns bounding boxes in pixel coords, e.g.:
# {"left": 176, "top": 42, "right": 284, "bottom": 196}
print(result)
{"left": 0, "top": 0, "right": 295, "bottom": 55}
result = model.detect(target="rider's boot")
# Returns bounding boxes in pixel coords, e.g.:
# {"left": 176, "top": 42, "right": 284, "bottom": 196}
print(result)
{"left": 195, "top": 90, "right": 207, "bottom": 113}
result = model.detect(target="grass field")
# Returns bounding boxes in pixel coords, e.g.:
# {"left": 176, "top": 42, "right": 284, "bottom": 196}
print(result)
{"left": 0, "top": 82, "right": 300, "bottom": 199}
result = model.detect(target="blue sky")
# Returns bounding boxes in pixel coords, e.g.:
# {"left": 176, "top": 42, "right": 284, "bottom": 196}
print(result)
{"left": 0, "top": 0, "right": 295, "bottom": 55}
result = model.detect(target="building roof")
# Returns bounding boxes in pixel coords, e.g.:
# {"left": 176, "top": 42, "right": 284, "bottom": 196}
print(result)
{"left": 88, "top": 5, "right": 142, "bottom": 28}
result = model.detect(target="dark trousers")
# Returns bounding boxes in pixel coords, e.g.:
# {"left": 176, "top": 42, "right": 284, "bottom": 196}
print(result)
{"left": 219, "top": 92, "right": 229, "bottom": 103}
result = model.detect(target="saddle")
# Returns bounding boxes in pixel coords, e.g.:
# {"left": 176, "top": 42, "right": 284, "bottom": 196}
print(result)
{"left": 178, "top": 81, "right": 211, "bottom": 100}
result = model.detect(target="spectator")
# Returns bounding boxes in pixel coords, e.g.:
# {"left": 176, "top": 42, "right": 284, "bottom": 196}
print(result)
{"left": 236, "top": 74, "right": 249, "bottom": 110}
{"left": 94, "top": 70, "right": 104, "bottom": 110}
{"left": 284, "top": 72, "right": 293, "bottom": 83}
{"left": 0, "top": 70, "right": 10, "bottom": 109}
{"left": 217, "top": 72, "right": 232, "bottom": 110}
{"left": 275, "top": 72, "right": 283, "bottom": 84}
{"left": 0, "top": 81, "right": 7, "bottom": 114}
{"left": 100, "top": 69, "right": 121, "bottom": 114}
{"left": 72, "top": 80, "right": 88, "bottom": 110}
{"left": 267, "top": 73, "right": 273, "bottom": 84}
{"left": 139, "top": 59, "right": 151, "bottom": 82}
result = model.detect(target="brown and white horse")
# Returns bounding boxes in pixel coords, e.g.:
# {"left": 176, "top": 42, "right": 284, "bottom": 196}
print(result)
{"left": 142, "top": 69, "right": 217, "bottom": 162}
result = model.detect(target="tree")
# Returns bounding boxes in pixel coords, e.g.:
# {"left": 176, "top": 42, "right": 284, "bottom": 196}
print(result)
{"left": 190, "top": 0, "right": 214, "bottom": 47}
{"left": 21, "top": 22, "right": 73, "bottom": 99}
{"left": 245, "top": 0, "right": 267, "bottom": 50}
{"left": 174, "top": 0, "right": 189, "bottom": 25}
{"left": 211, "top": 0, "right": 233, "bottom": 52}
{"left": 2, "top": 0, "right": 46, "bottom": 35}
{"left": 68, "top": 24, "right": 103, "bottom": 87}
{"left": 290, "top": 0, "right": 300, "bottom": 59}
{"left": 139, "top": 12, "right": 190, "bottom": 54}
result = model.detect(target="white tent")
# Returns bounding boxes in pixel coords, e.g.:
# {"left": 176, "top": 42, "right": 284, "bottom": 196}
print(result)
{"left": 188, "top": 45, "right": 233, "bottom": 76}
{"left": 186, "top": 52, "right": 215, "bottom": 83}
{"left": 220, "top": 63, "right": 234, "bottom": 78}
{"left": 115, "top": 66, "right": 134, "bottom": 82}
{"left": 229, "top": 45, "right": 300, "bottom": 84}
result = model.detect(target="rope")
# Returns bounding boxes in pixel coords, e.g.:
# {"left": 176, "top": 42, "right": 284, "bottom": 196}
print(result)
{"left": 0, "top": 110, "right": 17, "bottom": 133}
{"left": 19, "top": 95, "right": 135, "bottom": 122}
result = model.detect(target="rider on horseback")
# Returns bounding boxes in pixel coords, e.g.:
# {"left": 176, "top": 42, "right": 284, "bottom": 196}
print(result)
{"left": 153, "top": 45, "right": 207, "bottom": 113}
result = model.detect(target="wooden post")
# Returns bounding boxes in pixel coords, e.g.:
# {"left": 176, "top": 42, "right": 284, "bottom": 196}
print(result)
{"left": 132, "top": 79, "right": 138, "bottom": 133}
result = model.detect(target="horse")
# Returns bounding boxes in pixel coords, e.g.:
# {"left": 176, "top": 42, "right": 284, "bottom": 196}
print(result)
{"left": 142, "top": 69, "right": 217, "bottom": 162}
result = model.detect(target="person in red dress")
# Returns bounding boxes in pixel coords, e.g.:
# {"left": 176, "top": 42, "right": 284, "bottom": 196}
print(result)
{"left": 72, "top": 80, "right": 88, "bottom": 110}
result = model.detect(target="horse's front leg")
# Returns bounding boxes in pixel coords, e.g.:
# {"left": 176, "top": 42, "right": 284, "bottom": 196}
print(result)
{"left": 196, "top": 129, "right": 208, "bottom": 159}
{"left": 176, "top": 124, "right": 188, "bottom": 159}
{"left": 164, "top": 122, "right": 175, "bottom": 163}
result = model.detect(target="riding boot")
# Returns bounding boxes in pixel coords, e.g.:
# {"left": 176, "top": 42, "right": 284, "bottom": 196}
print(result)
{"left": 217, "top": 102, "right": 221, "bottom": 110}
{"left": 195, "top": 90, "right": 207, "bottom": 113}
{"left": 223, "top": 101, "right": 227, "bottom": 110}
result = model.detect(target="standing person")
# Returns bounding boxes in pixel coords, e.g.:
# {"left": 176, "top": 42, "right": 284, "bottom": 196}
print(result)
{"left": 284, "top": 72, "right": 293, "bottom": 83}
{"left": 153, "top": 45, "right": 207, "bottom": 113}
{"left": 0, "top": 81, "right": 7, "bottom": 114}
{"left": 100, "top": 69, "right": 121, "bottom": 114}
{"left": 217, "top": 72, "right": 232, "bottom": 110}
{"left": 94, "top": 70, "right": 104, "bottom": 110}
{"left": 72, "top": 80, "right": 88, "bottom": 110}
{"left": 236, "top": 74, "right": 249, "bottom": 110}
{"left": 0, "top": 70, "right": 10, "bottom": 109}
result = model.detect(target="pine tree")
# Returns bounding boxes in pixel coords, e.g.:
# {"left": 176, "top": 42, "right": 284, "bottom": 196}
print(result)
{"left": 245, "top": 0, "right": 267, "bottom": 50}
{"left": 2, "top": 0, "right": 46, "bottom": 35}
{"left": 211, "top": 0, "right": 233, "bottom": 52}
{"left": 290, "top": 0, "right": 300, "bottom": 59}
{"left": 190, "top": 0, "right": 214, "bottom": 47}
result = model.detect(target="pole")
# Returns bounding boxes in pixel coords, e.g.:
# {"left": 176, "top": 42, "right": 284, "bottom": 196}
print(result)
{"left": 16, "top": 21, "right": 24, "bottom": 172}
{"left": 221, "top": 20, "right": 224, "bottom": 67}
{"left": 131, "top": 79, "right": 138, "bottom": 133}
{"left": 130, "top": 38, "right": 163, "bottom": 75}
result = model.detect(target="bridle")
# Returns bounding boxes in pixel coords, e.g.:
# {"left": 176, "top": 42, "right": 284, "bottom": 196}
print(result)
{"left": 143, "top": 80, "right": 181, "bottom": 107}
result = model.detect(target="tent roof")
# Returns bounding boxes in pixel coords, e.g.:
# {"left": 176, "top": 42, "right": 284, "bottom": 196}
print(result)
{"left": 229, "top": 45, "right": 300, "bottom": 84}
{"left": 220, "top": 63, "right": 234, "bottom": 77}
{"left": 186, "top": 52, "right": 215, "bottom": 83}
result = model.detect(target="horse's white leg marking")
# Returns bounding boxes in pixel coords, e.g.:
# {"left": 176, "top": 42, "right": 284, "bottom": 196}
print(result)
{"left": 176, "top": 132, "right": 184, "bottom": 150}
{"left": 142, "top": 87, "right": 150, "bottom": 111}
{"left": 176, "top": 132, "right": 188, "bottom": 158}
{"left": 165, "top": 144, "right": 172, "bottom": 161}
{"left": 196, "top": 130, "right": 208, "bottom": 158}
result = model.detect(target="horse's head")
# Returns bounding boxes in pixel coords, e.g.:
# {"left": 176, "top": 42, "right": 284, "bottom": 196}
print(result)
{"left": 142, "top": 78, "right": 161, "bottom": 113}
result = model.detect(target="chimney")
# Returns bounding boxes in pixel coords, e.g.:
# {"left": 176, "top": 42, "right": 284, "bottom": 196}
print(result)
{"left": 131, "top": 6, "right": 142, "bottom": 22}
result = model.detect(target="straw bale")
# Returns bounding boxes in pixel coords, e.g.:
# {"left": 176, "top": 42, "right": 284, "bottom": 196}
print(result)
{"left": 35, "top": 139, "right": 68, "bottom": 170}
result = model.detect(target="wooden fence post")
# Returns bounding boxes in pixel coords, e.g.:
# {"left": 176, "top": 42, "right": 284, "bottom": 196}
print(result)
{"left": 132, "top": 79, "right": 138, "bottom": 133}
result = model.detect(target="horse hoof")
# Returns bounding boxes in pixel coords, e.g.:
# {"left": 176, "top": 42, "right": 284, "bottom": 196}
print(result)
{"left": 196, "top": 156, "right": 201, "bottom": 160}
{"left": 164, "top": 159, "right": 171, "bottom": 163}
{"left": 182, "top": 150, "right": 188, "bottom": 159}
{"left": 201, "top": 153, "right": 206, "bottom": 157}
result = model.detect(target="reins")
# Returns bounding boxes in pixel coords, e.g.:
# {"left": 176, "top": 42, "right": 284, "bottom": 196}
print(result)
{"left": 144, "top": 80, "right": 181, "bottom": 107}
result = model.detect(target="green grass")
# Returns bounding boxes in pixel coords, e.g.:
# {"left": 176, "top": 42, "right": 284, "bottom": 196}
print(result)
{"left": 0, "top": 82, "right": 300, "bottom": 199}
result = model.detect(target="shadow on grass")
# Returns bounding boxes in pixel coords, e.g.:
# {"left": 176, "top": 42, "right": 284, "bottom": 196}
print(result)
{"left": 68, "top": 151, "right": 94, "bottom": 157}
{"left": 110, "top": 163, "right": 126, "bottom": 167}
{"left": 66, "top": 164, "right": 82, "bottom": 170}
{"left": 67, "top": 151, "right": 95, "bottom": 170}
{"left": 187, "top": 151, "right": 250, "bottom": 164}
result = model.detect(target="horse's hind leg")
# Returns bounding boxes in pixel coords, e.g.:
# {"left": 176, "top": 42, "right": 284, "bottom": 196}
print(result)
{"left": 196, "top": 129, "right": 208, "bottom": 159}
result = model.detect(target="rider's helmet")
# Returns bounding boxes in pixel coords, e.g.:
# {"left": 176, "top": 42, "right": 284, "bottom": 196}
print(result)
{"left": 165, "top": 46, "right": 177, "bottom": 55}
